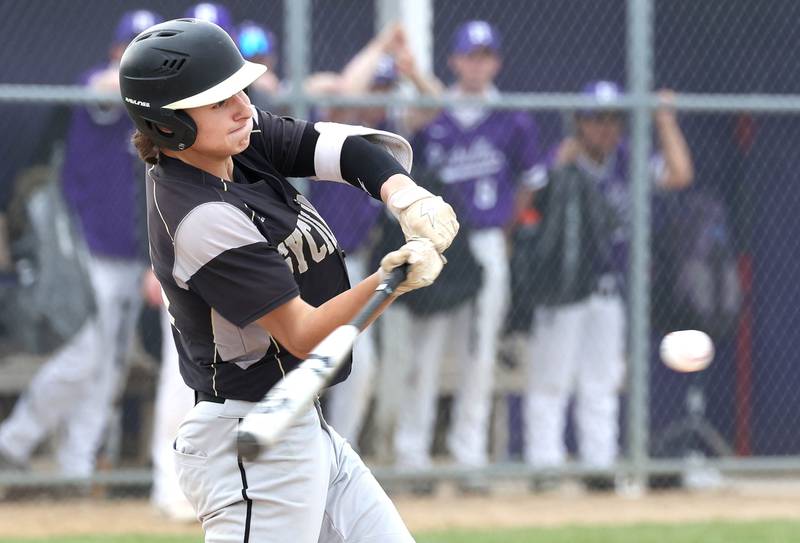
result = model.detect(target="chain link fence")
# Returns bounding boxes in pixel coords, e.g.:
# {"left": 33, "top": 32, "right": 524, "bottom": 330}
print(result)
{"left": 0, "top": 0, "right": 798, "bottom": 511}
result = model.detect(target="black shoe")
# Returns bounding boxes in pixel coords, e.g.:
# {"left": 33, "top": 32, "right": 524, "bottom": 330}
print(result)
{"left": 409, "top": 479, "right": 436, "bottom": 496}
{"left": 529, "top": 473, "right": 561, "bottom": 493}
{"left": 582, "top": 475, "right": 616, "bottom": 493}
{"left": 457, "top": 476, "right": 491, "bottom": 496}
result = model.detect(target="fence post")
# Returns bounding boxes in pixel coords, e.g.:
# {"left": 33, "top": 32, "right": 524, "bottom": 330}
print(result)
{"left": 626, "top": 0, "right": 654, "bottom": 490}
{"left": 285, "top": 0, "right": 311, "bottom": 120}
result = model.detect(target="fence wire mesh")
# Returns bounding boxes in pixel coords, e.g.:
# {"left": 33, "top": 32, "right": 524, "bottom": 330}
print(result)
{"left": 0, "top": 0, "right": 798, "bottom": 523}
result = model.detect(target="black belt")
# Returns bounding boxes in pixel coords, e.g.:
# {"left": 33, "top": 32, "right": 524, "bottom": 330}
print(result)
{"left": 195, "top": 391, "right": 226, "bottom": 405}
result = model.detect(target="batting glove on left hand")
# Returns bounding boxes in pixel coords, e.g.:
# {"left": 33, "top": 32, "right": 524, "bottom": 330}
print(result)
{"left": 379, "top": 237, "right": 446, "bottom": 296}
{"left": 387, "top": 186, "right": 459, "bottom": 253}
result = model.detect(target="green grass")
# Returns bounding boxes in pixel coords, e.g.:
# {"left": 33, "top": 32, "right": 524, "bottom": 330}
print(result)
{"left": 3, "top": 521, "right": 800, "bottom": 543}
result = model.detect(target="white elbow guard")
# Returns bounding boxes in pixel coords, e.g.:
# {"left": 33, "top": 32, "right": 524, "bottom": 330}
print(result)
{"left": 313, "top": 121, "right": 413, "bottom": 182}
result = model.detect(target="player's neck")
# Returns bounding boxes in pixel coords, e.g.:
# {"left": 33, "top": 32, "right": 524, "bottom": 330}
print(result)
{"left": 162, "top": 148, "right": 235, "bottom": 181}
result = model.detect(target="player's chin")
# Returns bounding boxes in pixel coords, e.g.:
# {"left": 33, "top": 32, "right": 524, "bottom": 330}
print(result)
{"left": 229, "top": 136, "right": 251, "bottom": 154}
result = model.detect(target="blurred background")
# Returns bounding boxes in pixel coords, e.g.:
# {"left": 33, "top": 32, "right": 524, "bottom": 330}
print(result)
{"left": 1, "top": 0, "right": 799, "bottom": 541}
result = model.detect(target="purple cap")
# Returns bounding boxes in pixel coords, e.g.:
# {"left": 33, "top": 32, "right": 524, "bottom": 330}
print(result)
{"left": 184, "top": 3, "right": 234, "bottom": 33}
{"left": 578, "top": 80, "right": 623, "bottom": 116}
{"left": 236, "top": 21, "right": 277, "bottom": 60}
{"left": 372, "top": 55, "right": 398, "bottom": 87}
{"left": 452, "top": 20, "right": 501, "bottom": 55}
{"left": 113, "top": 10, "right": 162, "bottom": 45}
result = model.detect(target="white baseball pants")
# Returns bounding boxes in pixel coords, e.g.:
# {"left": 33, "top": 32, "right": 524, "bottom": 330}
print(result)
{"left": 151, "top": 306, "right": 195, "bottom": 517}
{"left": 324, "top": 249, "right": 377, "bottom": 447}
{"left": 525, "top": 293, "right": 626, "bottom": 468}
{"left": 0, "top": 256, "right": 144, "bottom": 476}
{"left": 174, "top": 400, "right": 414, "bottom": 543}
{"left": 394, "top": 228, "right": 508, "bottom": 468}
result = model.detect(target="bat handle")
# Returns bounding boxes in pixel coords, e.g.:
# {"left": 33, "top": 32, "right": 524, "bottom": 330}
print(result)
{"left": 383, "top": 263, "right": 409, "bottom": 294}
{"left": 350, "top": 264, "right": 408, "bottom": 331}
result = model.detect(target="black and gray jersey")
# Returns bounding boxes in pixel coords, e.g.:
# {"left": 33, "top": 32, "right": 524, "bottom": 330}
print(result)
{"left": 147, "top": 110, "right": 351, "bottom": 401}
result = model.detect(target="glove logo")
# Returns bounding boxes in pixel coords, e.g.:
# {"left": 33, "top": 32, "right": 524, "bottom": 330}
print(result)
{"left": 418, "top": 200, "right": 438, "bottom": 229}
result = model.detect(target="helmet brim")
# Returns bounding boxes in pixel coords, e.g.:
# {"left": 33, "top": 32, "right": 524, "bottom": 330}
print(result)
{"left": 163, "top": 60, "right": 267, "bottom": 110}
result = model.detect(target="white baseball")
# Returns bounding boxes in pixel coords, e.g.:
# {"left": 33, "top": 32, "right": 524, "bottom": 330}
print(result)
{"left": 659, "top": 330, "right": 714, "bottom": 373}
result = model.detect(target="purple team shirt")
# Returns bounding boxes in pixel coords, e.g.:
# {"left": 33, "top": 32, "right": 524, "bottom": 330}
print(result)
{"left": 61, "top": 65, "right": 142, "bottom": 260}
{"left": 414, "top": 109, "right": 540, "bottom": 229}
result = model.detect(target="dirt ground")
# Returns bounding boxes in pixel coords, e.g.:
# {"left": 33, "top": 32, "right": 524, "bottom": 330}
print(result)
{"left": 1, "top": 479, "right": 799, "bottom": 538}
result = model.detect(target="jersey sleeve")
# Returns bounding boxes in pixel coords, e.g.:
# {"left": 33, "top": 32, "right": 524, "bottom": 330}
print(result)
{"left": 172, "top": 201, "right": 299, "bottom": 328}
{"left": 252, "top": 108, "right": 317, "bottom": 178}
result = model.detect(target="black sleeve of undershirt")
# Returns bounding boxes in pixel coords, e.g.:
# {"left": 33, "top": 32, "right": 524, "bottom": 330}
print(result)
{"left": 339, "top": 135, "right": 408, "bottom": 199}
{"left": 286, "top": 125, "right": 408, "bottom": 199}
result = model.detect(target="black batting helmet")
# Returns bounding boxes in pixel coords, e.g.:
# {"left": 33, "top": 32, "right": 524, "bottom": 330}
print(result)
{"left": 119, "top": 18, "right": 266, "bottom": 151}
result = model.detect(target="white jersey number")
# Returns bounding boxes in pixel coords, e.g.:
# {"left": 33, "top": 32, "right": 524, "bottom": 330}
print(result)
{"left": 474, "top": 177, "right": 498, "bottom": 210}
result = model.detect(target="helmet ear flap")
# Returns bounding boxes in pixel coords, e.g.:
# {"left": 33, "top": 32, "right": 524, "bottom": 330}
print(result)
{"left": 171, "top": 110, "right": 198, "bottom": 151}
{"left": 140, "top": 110, "right": 197, "bottom": 151}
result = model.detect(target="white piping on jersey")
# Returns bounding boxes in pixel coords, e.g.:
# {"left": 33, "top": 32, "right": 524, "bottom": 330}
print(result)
{"left": 149, "top": 166, "right": 174, "bottom": 242}
{"left": 269, "top": 336, "right": 286, "bottom": 378}
{"left": 212, "top": 347, "right": 219, "bottom": 396}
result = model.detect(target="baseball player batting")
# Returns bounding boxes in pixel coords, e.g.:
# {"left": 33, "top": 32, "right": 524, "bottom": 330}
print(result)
{"left": 118, "top": 18, "right": 457, "bottom": 543}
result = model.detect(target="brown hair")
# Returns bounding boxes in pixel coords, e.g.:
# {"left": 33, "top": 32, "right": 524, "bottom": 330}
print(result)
{"left": 132, "top": 130, "right": 160, "bottom": 165}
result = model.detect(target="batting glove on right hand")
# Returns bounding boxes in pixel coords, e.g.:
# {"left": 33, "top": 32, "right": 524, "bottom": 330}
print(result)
{"left": 380, "top": 237, "right": 445, "bottom": 295}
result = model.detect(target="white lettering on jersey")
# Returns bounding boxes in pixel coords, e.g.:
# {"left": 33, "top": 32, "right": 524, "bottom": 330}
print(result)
{"left": 282, "top": 229, "right": 308, "bottom": 273}
{"left": 297, "top": 218, "right": 328, "bottom": 263}
{"left": 437, "top": 137, "right": 506, "bottom": 184}
{"left": 276, "top": 198, "right": 339, "bottom": 276}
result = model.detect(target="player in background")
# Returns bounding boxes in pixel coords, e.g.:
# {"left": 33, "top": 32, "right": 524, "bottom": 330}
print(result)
{"left": 121, "top": 18, "right": 456, "bottom": 541}
{"left": 0, "top": 10, "right": 161, "bottom": 477}
{"left": 394, "top": 21, "right": 541, "bottom": 473}
{"left": 236, "top": 20, "right": 281, "bottom": 107}
{"left": 184, "top": 2, "right": 233, "bottom": 33}
{"left": 521, "top": 81, "right": 693, "bottom": 489}
{"left": 311, "top": 25, "right": 443, "bottom": 449}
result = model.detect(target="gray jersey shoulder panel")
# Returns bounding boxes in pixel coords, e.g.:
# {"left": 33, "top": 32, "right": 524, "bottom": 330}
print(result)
{"left": 173, "top": 201, "right": 265, "bottom": 289}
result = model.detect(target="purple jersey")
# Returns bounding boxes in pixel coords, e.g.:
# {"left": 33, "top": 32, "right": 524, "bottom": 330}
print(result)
{"left": 61, "top": 65, "right": 142, "bottom": 260}
{"left": 414, "top": 109, "right": 540, "bottom": 229}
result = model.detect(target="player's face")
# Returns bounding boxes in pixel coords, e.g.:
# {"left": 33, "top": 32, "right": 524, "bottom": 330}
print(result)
{"left": 186, "top": 91, "right": 254, "bottom": 158}
{"left": 577, "top": 112, "right": 624, "bottom": 159}
{"left": 449, "top": 48, "right": 501, "bottom": 93}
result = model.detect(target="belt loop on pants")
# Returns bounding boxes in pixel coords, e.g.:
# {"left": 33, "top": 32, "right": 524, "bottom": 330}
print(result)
{"left": 195, "top": 390, "right": 226, "bottom": 405}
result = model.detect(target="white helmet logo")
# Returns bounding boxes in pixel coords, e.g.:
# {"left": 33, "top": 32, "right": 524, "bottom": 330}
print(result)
{"left": 125, "top": 97, "right": 151, "bottom": 108}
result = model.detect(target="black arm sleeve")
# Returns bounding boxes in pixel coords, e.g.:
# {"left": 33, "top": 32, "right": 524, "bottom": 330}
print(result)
{"left": 339, "top": 135, "right": 408, "bottom": 199}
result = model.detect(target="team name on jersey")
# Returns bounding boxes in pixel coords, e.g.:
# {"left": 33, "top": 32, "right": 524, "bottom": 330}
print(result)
{"left": 276, "top": 196, "right": 339, "bottom": 275}
{"left": 432, "top": 137, "right": 506, "bottom": 184}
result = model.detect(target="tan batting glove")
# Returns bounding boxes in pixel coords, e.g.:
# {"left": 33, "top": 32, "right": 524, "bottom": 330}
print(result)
{"left": 379, "top": 237, "right": 445, "bottom": 295}
{"left": 387, "top": 186, "right": 459, "bottom": 253}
